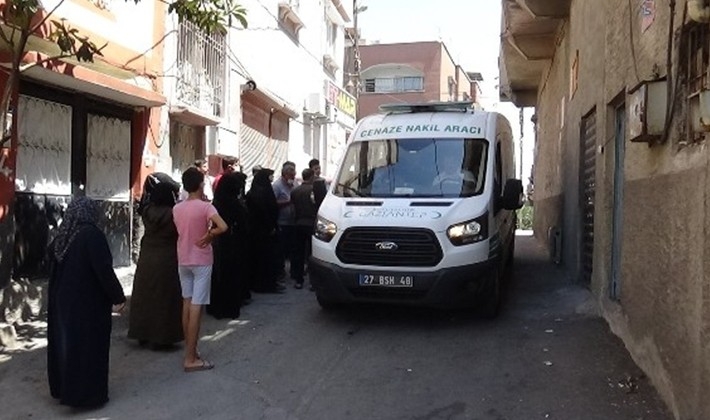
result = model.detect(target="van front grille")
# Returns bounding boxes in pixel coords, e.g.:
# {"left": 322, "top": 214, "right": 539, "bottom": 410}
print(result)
{"left": 336, "top": 227, "right": 442, "bottom": 267}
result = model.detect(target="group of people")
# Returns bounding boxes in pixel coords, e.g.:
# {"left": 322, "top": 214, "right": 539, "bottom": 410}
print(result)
{"left": 46, "top": 156, "right": 327, "bottom": 408}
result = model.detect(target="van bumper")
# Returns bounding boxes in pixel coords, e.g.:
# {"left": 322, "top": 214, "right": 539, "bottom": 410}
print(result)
{"left": 308, "top": 257, "right": 497, "bottom": 309}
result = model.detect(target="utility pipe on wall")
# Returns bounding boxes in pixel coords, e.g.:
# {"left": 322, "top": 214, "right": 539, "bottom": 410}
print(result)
{"left": 688, "top": 0, "right": 710, "bottom": 22}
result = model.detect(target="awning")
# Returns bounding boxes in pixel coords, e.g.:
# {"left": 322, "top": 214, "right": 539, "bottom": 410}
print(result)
{"left": 169, "top": 105, "right": 221, "bottom": 126}
{"left": 11, "top": 50, "right": 165, "bottom": 108}
{"left": 242, "top": 87, "right": 300, "bottom": 119}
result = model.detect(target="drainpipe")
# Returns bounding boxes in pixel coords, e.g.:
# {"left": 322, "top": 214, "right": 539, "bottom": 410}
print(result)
{"left": 688, "top": 0, "right": 710, "bottom": 22}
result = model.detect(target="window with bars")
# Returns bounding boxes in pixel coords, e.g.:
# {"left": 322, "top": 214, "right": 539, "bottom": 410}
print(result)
{"left": 176, "top": 21, "right": 226, "bottom": 117}
{"left": 683, "top": 22, "right": 710, "bottom": 143}
{"left": 364, "top": 77, "right": 424, "bottom": 93}
{"left": 685, "top": 23, "right": 709, "bottom": 95}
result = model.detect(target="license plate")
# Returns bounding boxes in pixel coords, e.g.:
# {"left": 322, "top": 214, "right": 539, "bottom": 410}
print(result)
{"left": 358, "top": 274, "right": 414, "bottom": 288}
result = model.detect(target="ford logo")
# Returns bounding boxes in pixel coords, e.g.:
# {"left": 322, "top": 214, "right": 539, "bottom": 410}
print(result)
{"left": 375, "top": 241, "right": 399, "bottom": 251}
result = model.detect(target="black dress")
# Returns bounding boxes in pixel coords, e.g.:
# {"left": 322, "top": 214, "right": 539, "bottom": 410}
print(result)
{"left": 246, "top": 169, "right": 280, "bottom": 293}
{"left": 47, "top": 225, "right": 126, "bottom": 407}
{"left": 208, "top": 172, "right": 250, "bottom": 319}
{"left": 127, "top": 205, "right": 183, "bottom": 345}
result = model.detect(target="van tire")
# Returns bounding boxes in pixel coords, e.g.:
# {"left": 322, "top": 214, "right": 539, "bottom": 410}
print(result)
{"left": 317, "top": 295, "right": 338, "bottom": 311}
{"left": 478, "top": 268, "right": 501, "bottom": 319}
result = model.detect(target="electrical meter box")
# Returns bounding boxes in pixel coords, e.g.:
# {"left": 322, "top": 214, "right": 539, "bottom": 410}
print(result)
{"left": 628, "top": 79, "right": 667, "bottom": 143}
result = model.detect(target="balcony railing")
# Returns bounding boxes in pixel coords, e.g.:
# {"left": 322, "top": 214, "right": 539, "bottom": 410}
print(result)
{"left": 176, "top": 21, "right": 226, "bottom": 118}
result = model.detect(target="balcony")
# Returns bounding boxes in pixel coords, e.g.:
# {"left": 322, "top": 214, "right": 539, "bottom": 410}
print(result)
{"left": 173, "top": 21, "right": 226, "bottom": 124}
{"left": 499, "top": 0, "right": 571, "bottom": 107}
{"left": 278, "top": 0, "right": 305, "bottom": 37}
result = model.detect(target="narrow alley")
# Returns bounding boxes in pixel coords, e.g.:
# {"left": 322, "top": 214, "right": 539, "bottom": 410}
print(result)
{"left": 0, "top": 234, "right": 671, "bottom": 420}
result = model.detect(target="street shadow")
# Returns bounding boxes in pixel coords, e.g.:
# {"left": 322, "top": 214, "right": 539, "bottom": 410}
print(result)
{"left": 309, "top": 234, "right": 589, "bottom": 330}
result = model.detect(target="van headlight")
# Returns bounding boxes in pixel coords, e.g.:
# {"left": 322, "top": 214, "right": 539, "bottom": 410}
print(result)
{"left": 447, "top": 214, "right": 488, "bottom": 246}
{"left": 315, "top": 216, "right": 337, "bottom": 242}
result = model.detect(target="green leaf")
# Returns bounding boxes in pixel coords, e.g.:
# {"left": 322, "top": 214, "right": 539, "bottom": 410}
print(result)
{"left": 234, "top": 13, "right": 247, "bottom": 29}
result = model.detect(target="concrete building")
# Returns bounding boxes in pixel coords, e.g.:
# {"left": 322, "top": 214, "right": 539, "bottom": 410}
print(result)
{"left": 229, "top": 0, "right": 355, "bottom": 180}
{"left": 499, "top": 0, "right": 710, "bottom": 418}
{"left": 355, "top": 41, "right": 482, "bottom": 119}
{"left": 0, "top": 0, "right": 168, "bottom": 344}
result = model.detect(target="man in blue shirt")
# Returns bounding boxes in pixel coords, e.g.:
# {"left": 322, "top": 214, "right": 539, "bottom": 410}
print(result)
{"left": 272, "top": 161, "right": 298, "bottom": 282}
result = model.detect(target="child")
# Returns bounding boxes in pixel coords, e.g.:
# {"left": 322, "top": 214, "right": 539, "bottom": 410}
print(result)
{"left": 172, "top": 167, "right": 228, "bottom": 372}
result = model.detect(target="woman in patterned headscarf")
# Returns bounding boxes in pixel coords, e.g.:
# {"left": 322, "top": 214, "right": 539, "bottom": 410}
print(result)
{"left": 128, "top": 173, "right": 183, "bottom": 348}
{"left": 47, "top": 196, "right": 126, "bottom": 408}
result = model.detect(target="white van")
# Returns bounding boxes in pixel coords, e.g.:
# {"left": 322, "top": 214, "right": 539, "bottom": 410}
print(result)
{"left": 309, "top": 102, "right": 523, "bottom": 317}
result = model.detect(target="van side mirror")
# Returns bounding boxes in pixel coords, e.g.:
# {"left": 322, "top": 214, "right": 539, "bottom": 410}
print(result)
{"left": 502, "top": 178, "right": 524, "bottom": 210}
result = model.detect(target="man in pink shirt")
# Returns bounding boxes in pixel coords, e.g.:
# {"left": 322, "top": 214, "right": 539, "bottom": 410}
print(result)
{"left": 173, "top": 167, "right": 227, "bottom": 372}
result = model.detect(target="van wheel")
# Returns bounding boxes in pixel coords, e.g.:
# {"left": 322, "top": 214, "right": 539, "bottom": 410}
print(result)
{"left": 478, "top": 268, "right": 501, "bottom": 319}
{"left": 316, "top": 295, "right": 338, "bottom": 311}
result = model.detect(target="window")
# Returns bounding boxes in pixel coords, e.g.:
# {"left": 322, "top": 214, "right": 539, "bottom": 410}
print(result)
{"left": 682, "top": 22, "right": 710, "bottom": 143}
{"left": 494, "top": 142, "right": 502, "bottom": 213}
{"left": 363, "top": 77, "right": 424, "bottom": 93}
{"left": 327, "top": 21, "right": 337, "bottom": 54}
{"left": 323, "top": 20, "right": 339, "bottom": 76}
{"left": 448, "top": 76, "right": 457, "bottom": 101}
{"left": 176, "top": 21, "right": 226, "bottom": 117}
{"left": 333, "top": 138, "right": 488, "bottom": 198}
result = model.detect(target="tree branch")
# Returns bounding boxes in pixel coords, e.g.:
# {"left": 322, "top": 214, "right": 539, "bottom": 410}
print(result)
{"left": 31, "top": 0, "right": 68, "bottom": 34}
{"left": 122, "top": 29, "right": 177, "bottom": 68}
{"left": 0, "top": 25, "right": 15, "bottom": 49}
{"left": 19, "top": 52, "right": 76, "bottom": 72}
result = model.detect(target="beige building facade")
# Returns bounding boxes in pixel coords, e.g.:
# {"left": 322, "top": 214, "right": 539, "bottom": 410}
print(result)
{"left": 356, "top": 41, "right": 482, "bottom": 119}
{"left": 500, "top": 0, "right": 710, "bottom": 418}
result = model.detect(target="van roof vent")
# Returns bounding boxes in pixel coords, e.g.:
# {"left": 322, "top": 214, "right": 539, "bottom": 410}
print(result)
{"left": 379, "top": 101, "right": 474, "bottom": 114}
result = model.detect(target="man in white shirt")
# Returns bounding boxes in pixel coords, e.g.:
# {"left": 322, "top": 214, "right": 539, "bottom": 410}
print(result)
{"left": 179, "top": 159, "right": 214, "bottom": 201}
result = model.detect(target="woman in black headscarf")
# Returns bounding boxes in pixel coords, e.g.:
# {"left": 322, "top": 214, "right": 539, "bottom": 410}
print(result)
{"left": 246, "top": 168, "right": 281, "bottom": 293}
{"left": 207, "top": 171, "right": 250, "bottom": 319}
{"left": 47, "top": 196, "right": 126, "bottom": 408}
{"left": 128, "top": 173, "right": 183, "bottom": 348}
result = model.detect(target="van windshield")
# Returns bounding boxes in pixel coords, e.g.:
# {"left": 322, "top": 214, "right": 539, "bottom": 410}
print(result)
{"left": 333, "top": 138, "right": 488, "bottom": 198}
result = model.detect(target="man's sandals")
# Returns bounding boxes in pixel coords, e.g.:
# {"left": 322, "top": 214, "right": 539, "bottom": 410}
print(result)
{"left": 184, "top": 359, "right": 214, "bottom": 373}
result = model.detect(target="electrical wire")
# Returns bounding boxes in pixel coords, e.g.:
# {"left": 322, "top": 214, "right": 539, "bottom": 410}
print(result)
{"left": 627, "top": 0, "right": 642, "bottom": 84}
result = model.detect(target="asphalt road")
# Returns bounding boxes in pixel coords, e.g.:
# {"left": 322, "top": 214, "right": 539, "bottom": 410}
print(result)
{"left": 0, "top": 234, "right": 672, "bottom": 420}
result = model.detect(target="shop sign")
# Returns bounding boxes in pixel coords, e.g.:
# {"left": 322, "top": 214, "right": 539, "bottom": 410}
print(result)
{"left": 326, "top": 81, "right": 356, "bottom": 118}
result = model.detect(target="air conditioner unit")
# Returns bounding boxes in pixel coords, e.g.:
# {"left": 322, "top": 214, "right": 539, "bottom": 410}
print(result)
{"left": 306, "top": 93, "right": 327, "bottom": 117}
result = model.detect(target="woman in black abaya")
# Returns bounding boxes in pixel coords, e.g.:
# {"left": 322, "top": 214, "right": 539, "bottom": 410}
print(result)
{"left": 246, "top": 168, "right": 280, "bottom": 293}
{"left": 207, "top": 171, "right": 250, "bottom": 319}
{"left": 128, "top": 173, "right": 183, "bottom": 347}
{"left": 47, "top": 196, "right": 126, "bottom": 408}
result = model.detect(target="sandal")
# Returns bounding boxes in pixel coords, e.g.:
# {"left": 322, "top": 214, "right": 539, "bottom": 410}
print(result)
{"left": 184, "top": 359, "right": 214, "bottom": 373}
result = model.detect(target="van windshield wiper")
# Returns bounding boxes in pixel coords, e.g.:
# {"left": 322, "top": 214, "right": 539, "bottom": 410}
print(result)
{"left": 335, "top": 182, "right": 366, "bottom": 197}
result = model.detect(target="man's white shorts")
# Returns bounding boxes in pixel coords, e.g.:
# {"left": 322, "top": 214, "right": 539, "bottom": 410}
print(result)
{"left": 178, "top": 265, "right": 212, "bottom": 305}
